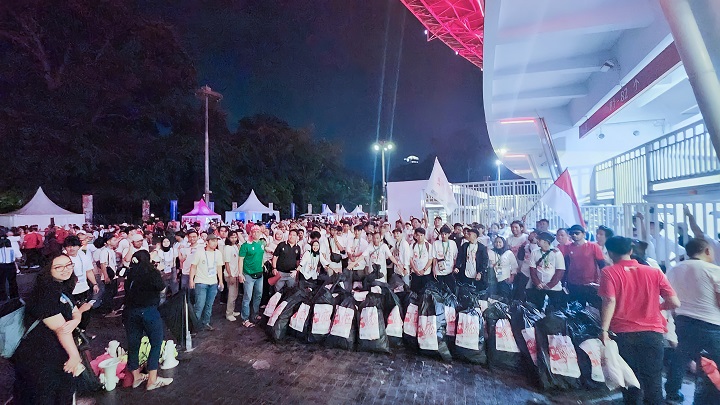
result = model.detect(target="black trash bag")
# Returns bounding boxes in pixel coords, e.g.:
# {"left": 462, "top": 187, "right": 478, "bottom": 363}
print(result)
{"left": 483, "top": 301, "right": 522, "bottom": 371}
{"left": 75, "top": 351, "right": 103, "bottom": 394}
{"left": 362, "top": 264, "right": 384, "bottom": 290}
{"left": 287, "top": 291, "right": 314, "bottom": 342}
{"left": 367, "top": 282, "right": 405, "bottom": 348}
{"left": 534, "top": 310, "right": 582, "bottom": 391}
{"left": 388, "top": 273, "right": 409, "bottom": 293}
{"left": 307, "top": 287, "right": 336, "bottom": 344}
{"left": 357, "top": 292, "right": 391, "bottom": 354}
{"left": 159, "top": 290, "right": 201, "bottom": 346}
{"left": 417, "top": 290, "right": 452, "bottom": 362}
{"left": 267, "top": 288, "right": 311, "bottom": 342}
{"left": 456, "top": 282, "right": 488, "bottom": 312}
{"left": 509, "top": 301, "right": 545, "bottom": 382}
{"left": 325, "top": 293, "right": 358, "bottom": 351}
{"left": 565, "top": 306, "right": 605, "bottom": 390}
{"left": 453, "top": 308, "right": 486, "bottom": 364}
{"left": 400, "top": 291, "right": 421, "bottom": 352}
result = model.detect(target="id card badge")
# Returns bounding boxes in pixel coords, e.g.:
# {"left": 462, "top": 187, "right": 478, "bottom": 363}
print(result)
{"left": 437, "top": 260, "right": 446, "bottom": 272}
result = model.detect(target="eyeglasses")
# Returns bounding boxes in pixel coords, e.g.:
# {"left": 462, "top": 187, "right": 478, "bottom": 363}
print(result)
{"left": 52, "top": 263, "right": 75, "bottom": 271}
{"left": 570, "top": 231, "right": 584, "bottom": 235}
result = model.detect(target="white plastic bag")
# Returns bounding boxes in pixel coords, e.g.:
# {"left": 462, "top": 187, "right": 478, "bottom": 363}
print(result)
{"left": 521, "top": 327, "right": 538, "bottom": 365}
{"left": 579, "top": 338, "right": 605, "bottom": 382}
{"left": 417, "top": 315, "right": 439, "bottom": 350}
{"left": 359, "top": 307, "right": 381, "bottom": 340}
{"left": 263, "top": 292, "right": 283, "bottom": 317}
{"left": 495, "top": 319, "right": 520, "bottom": 353}
{"left": 289, "top": 303, "right": 311, "bottom": 332}
{"left": 444, "top": 306, "right": 457, "bottom": 336}
{"left": 455, "top": 312, "right": 480, "bottom": 350}
{"left": 311, "top": 304, "right": 334, "bottom": 335}
{"left": 547, "top": 334, "right": 581, "bottom": 378}
{"left": 386, "top": 306, "right": 403, "bottom": 338}
{"left": 329, "top": 305, "right": 354, "bottom": 339}
{"left": 601, "top": 340, "right": 640, "bottom": 390}
{"left": 403, "top": 303, "right": 419, "bottom": 336}
{"left": 267, "top": 301, "right": 288, "bottom": 327}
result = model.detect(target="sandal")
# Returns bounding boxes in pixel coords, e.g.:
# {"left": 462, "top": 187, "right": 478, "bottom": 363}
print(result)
{"left": 132, "top": 373, "right": 149, "bottom": 388}
{"left": 242, "top": 320, "right": 255, "bottom": 328}
{"left": 147, "top": 377, "right": 173, "bottom": 391}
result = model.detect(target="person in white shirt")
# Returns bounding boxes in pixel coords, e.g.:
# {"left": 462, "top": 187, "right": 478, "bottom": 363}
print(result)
{"left": 685, "top": 206, "right": 720, "bottom": 265}
{"left": 152, "top": 237, "right": 177, "bottom": 295}
{"left": 64, "top": 235, "right": 99, "bottom": 331}
{"left": 347, "top": 225, "right": 369, "bottom": 279}
{"left": 506, "top": 221, "right": 528, "bottom": 256}
{"left": 428, "top": 216, "right": 444, "bottom": 244}
{"left": 596, "top": 225, "right": 614, "bottom": 266}
{"left": 409, "top": 228, "right": 433, "bottom": 293}
{"left": 123, "top": 233, "right": 147, "bottom": 269}
{"left": 350, "top": 232, "right": 403, "bottom": 283}
{"left": 96, "top": 233, "right": 119, "bottom": 312}
{"left": 455, "top": 228, "right": 489, "bottom": 290}
{"left": 299, "top": 240, "right": 330, "bottom": 281}
{"left": 223, "top": 231, "right": 241, "bottom": 321}
{"left": 477, "top": 224, "right": 491, "bottom": 247}
{"left": 497, "top": 219, "right": 512, "bottom": 239}
{"left": 391, "top": 228, "right": 412, "bottom": 285}
{"left": 665, "top": 237, "right": 720, "bottom": 403}
{"left": 178, "top": 230, "right": 200, "bottom": 290}
{"left": 432, "top": 225, "right": 458, "bottom": 292}
{"left": 514, "top": 231, "right": 538, "bottom": 301}
{"left": 488, "top": 236, "right": 518, "bottom": 300}
{"left": 528, "top": 232, "right": 565, "bottom": 310}
{"left": 189, "top": 234, "right": 224, "bottom": 331}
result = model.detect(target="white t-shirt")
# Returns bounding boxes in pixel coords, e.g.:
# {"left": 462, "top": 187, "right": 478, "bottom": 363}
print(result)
{"left": 224, "top": 244, "right": 240, "bottom": 277}
{"left": 70, "top": 253, "right": 93, "bottom": 294}
{"left": 411, "top": 241, "right": 433, "bottom": 276}
{"left": 391, "top": 238, "right": 412, "bottom": 276}
{"left": 363, "top": 243, "right": 393, "bottom": 280}
{"left": 465, "top": 242, "right": 481, "bottom": 278}
{"left": 348, "top": 237, "right": 369, "bottom": 271}
{"left": 529, "top": 248, "right": 565, "bottom": 291}
{"left": 488, "top": 249, "right": 519, "bottom": 282}
{"left": 191, "top": 249, "right": 223, "bottom": 285}
{"left": 432, "top": 240, "right": 458, "bottom": 276}
{"left": 667, "top": 259, "right": 720, "bottom": 326}
{"left": 299, "top": 251, "right": 327, "bottom": 280}
{"left": 180, "top": 244, "right": 200, "bottom": 275}
{"left": 507, "top": 234, "right": 528, "bottom": 255}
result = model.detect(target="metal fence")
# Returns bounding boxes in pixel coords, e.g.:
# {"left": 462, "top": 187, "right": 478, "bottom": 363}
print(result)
{"left": 592, "top": 119, "right": 719, "bottom": 204}
{"left": 622, "top": 201, "right": 720, "bottom": 267}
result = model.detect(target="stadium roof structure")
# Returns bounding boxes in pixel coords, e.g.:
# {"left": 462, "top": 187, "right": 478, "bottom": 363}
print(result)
{"left": 399, "top": 0, "right": 485, "bottom": 69}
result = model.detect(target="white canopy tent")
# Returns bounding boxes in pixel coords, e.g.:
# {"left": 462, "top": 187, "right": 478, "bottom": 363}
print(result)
{"left": 225, "top": 190, "right": 280, "bottom": 223}
{"left": 337, "top": 205, "right": 349, "bottom": 216}
{"left": 350, "top": 205, "right": 367, "bottom": 217}
{"left": 0, "top": 187, "right": 85, "bottom": 228}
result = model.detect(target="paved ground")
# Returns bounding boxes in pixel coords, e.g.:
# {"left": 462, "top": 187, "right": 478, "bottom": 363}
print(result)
{"left": 1, "top": 272, "right": 696, "bottom": 405}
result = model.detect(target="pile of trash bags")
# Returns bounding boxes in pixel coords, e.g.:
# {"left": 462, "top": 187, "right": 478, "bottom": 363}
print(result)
{"left": 261, "top": 274, "right": 634, "bottom": 392}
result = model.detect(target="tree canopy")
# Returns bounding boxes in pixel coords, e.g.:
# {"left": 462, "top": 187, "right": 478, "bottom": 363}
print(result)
{"left": 0, "top": 0, "right": 371, "bottom": 222}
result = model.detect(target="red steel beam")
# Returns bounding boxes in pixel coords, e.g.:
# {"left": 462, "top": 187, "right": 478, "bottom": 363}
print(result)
{"left": 399, "top": 0, "right": 485, "bottom": 69}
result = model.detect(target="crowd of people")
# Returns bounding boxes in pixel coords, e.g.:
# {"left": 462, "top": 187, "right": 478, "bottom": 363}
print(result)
{"left": 1, "top": 205, "right": 720, "bottom": 404}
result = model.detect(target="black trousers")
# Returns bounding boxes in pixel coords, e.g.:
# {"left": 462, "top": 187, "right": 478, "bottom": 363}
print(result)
{"left": 614, "top": 331, "right": 664, "bottom": 405}
{"left": 667, "top": 316, "right": 720, "bottom": 404}
{"left": 436, "top": 273, "right": 457, "bottom": 295}
{"left": 526, "top": 287, "right": 565, "bottom": 311}
{"left": 567, "top": 283, "right": 601, "bottom": 308}
{"left": 0, "top": 262, "right": 19, "bottom": 302}
{"left": 410, "top": 274, "right": 431, "bottom": 293}
{"left": 72, "top": 290, "right": 91, "bottom": 330}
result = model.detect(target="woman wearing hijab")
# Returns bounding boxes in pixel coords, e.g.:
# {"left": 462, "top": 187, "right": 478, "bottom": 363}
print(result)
{"left": 12, "top": 254, "right": 93, "bottom": 404}
{"left": 298, "top": 240, "right": 330, "bottom": 282}
{"left": 151, "top": 236, "right": 177, "bottom": 295}
{"left": 487, "top": 236, "right": 518, "bottom": 300}
{"left": 124, "top": 250, "right": 173, "bottom": 390}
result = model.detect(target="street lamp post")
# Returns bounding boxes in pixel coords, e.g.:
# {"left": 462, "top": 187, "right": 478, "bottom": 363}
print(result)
{"left": 196, "top": 85, "right": 223, "bottom": 205}
{"left": 495, "top": 159, "right": 502, "bottom": 222}
{"left": 373, "top": 140, "right": 394, "bottom": 215}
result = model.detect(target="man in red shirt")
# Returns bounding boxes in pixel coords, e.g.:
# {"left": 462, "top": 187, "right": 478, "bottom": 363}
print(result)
{"left": 599, "top": 236, "right": 680, "bottom": 404}
{"left": 22, "top": 225, "right": 44, "bottom": 268}
{"left": 564, "top": 224, "right": 606, "bottom": 308}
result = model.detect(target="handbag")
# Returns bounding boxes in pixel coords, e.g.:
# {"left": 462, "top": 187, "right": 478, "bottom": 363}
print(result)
{"left": 330, "top": 253, "right": 342, "bottom": 263}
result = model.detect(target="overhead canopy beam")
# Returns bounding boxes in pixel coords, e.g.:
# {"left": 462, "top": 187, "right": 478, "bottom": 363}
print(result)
{"left": 494, "top": 84, "right": 588, "bottom": 103}
{"left": 497, "top": 3, "right": 654, "bottom": 44}
{"left": 494, "top": 53, "right": 612, "bottom": 78}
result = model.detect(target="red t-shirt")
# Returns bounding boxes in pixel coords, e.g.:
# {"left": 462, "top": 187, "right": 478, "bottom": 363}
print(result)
{"left": 23, "top": 232, "right": 43, "bottom": 249}
{"left": 565, "top": 242, "right": 604, "bottom": 285}
{"left": 598, "top": 259, "right": 676, "bottom": 334}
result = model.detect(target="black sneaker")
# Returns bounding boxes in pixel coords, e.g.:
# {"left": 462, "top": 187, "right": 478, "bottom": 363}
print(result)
{"left": 665, "top": 392, "right": 684, "bottom": 403}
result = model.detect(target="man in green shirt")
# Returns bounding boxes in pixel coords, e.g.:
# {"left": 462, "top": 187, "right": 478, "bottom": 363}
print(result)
{"left": 239, "top": 225, "right": 266, "bottom": 327}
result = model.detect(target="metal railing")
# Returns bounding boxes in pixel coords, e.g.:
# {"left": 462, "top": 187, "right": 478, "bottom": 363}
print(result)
{"left": 592, "top": 119, "right": 719, "bottom": 204}
{"left": 623, "top": 201, "right": 720, "bottom": 267}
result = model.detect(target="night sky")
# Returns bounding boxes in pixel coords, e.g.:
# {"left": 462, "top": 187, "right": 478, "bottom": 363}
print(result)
{"left": 146, "top": 0, "right": 495, "bottom": 182}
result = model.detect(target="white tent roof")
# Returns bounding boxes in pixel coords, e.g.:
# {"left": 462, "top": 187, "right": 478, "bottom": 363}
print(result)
{"left": 321, "top": 205, "right": 334, "bottom": 215}
{"left": 233, "top": 190, "right": 273, "bottom": 212}
{"left": 350, "top": 206, "right": 365, "bottom": 215}
{"left": 0, "top": 187, "right": 85, "bottom": 228}
{"left": 337, "top": 205, "right": 348, "bottom": 215}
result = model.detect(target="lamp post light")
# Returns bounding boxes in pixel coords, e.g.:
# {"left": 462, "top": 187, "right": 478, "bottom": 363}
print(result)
{"left": 373, "top": 140, "right": 394, "bottom": 215}
{"left": 196, "top": 85, "right": 223, "bottom": 205}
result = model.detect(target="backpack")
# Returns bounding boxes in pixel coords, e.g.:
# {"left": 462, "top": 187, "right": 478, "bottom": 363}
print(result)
{"left": 0, "top": 298, "right": 40, "bottom": 358}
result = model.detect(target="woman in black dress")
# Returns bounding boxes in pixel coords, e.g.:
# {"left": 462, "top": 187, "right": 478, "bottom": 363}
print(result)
{"left": 12, "top": 253, "right": 93, "bottom": 404}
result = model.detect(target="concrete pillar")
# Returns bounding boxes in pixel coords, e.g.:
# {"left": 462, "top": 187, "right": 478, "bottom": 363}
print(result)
{"left": 659, "top": 0, "right": 720, "bottom": 159}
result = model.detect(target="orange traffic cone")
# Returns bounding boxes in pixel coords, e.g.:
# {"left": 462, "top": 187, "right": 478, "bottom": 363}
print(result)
{"left": 700, "top": 356, "right": 720, "bottom": 391}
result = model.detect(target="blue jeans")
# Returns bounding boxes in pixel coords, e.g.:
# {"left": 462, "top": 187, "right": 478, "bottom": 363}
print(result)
{"left": 242, "top": 274, "right": 263, "bottom": 322}
{"left": 667, "top": 315, "right": 720, "bottom": 404}
{"left": 125, "top": 306, "right": 164, "bottom": 371}
{"left": 274, "top": 271, "right": 296, "bottom": 293}
{"left": 194, "top": 283, "right": 218, "bottom": 326}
